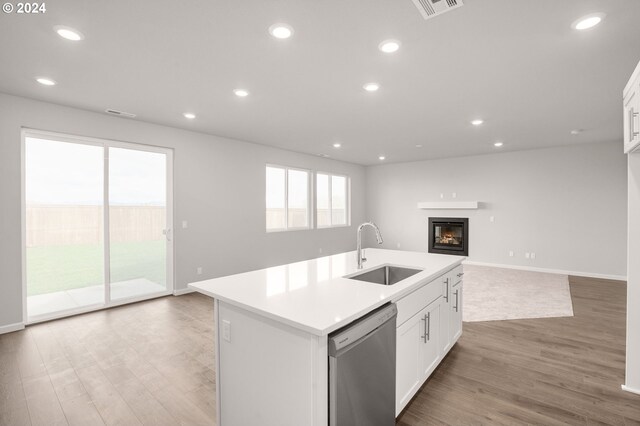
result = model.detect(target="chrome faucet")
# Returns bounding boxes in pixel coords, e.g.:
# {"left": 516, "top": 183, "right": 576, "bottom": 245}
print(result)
{"left": 357, "top": 222, "right": 384, "bottom": 269}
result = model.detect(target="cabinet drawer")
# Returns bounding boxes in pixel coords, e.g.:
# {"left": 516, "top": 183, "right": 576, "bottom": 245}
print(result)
{"left": 452, "top": 265, "right": 464, "bottom": 285}
{"left": 396, "top": 277, "right": 442, "bottom": 326}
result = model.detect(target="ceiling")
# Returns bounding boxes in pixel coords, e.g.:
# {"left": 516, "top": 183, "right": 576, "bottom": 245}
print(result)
{"left": 1, "top": 0, "right": 640, "bottom": 165}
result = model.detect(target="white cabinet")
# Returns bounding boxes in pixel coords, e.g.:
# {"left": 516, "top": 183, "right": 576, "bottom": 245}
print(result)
{"left": 450, "top": 280, "right": 462, "bottom": 343}
{"left": 395, "top": 298, "right": 440, "bottom": 414}
{"left": 624, "top": 61, "right": 640, "bottom": 154}
{"left": 394, "top": 264, "right": 464, "bottom": 415}
{"left": 439, "top": 273, "right": 452, "bottom": 355}
{"left": 395, "top": 307, "right": 424, "bottom": 412}
{"left": 419, "top": 301, "right": 441, "bottom": 379}
{"left": 439, "top": 265, "right": 463, "bottom": 356}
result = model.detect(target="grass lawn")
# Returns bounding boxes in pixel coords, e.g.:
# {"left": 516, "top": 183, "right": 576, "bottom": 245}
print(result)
{"left": 27, "top": 240, "right": 166, "bottom": 296}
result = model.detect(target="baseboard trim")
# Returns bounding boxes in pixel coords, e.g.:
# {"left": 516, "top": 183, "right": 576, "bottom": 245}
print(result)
{"left": 0, "top": 322, "right": 25, "bottom": 335}
{"left": 462, "top": 261, "right": 627, "bottom": 282}
{"left": 622, "top": 384, "right": 640, "bottom": 396}
{"left": 173, "top": 288, "right": 195, "bottom": 296}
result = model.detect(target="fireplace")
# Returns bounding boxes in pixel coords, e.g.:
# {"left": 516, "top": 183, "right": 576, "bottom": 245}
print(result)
{"left": 428, "top": 217, "right": 469, "bottom": 256}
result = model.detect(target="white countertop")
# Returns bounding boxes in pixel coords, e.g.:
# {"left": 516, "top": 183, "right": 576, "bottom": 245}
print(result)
{"left": 188, "top": 248, "right": 462, "bottom": 336}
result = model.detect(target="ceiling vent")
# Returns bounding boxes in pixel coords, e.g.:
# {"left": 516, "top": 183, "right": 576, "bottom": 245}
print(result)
{"left": 105, "top": 109, "right": 136, "bottom": 118}
{"left": 411, "top": 0, "right": 463, "bottom": 20}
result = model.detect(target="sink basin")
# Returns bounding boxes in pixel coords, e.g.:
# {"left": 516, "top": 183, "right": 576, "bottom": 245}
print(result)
{"left": 347, "top": 265, "right": 423, "bottom": 286}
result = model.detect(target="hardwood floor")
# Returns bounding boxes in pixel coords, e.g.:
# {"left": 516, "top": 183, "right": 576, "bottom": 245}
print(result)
{"left": 0, "top": 294, "right": 216, "bottom": 426}
{"left": 397, "top": 276, "right": 640, "bottom": 426}
{"left": 1, "top": 276, "right": 638, "bottom": 425}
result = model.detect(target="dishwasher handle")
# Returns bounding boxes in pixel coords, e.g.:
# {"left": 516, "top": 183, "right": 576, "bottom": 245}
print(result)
{"left": 329, "top": 303, "right": 397, "bottom": 355}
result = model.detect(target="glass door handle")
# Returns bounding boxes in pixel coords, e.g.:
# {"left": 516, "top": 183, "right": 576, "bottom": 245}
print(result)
{"left": 163, "top": 228, "right": 172, "bottom": 241}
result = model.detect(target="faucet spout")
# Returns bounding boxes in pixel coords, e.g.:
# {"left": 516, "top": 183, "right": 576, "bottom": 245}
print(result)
{"left": 356, "top": 222, "right": 384, "bottom": 269}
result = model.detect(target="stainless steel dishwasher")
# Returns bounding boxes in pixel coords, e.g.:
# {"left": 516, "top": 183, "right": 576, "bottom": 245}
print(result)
{"left": 328, "top": 303, "right": 397, "bottom": 426}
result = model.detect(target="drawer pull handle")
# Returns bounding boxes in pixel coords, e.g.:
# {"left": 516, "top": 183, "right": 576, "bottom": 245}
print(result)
{"left": 454, "top": 290, "right": 459, "bottom": 312}
{"left": 457, "top": 272, "right": 464, "bottom": 278}
{"left": 421, "top": 313, "right": 431, "bottom": 343}
{"left": 444, "top": 278, "right": 449, "bottom": 302}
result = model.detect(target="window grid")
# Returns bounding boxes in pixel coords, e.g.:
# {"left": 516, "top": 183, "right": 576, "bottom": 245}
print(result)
{"left": 317, "top": 172, "right": 350, "bottom": 229}
{"left": 266, "top": 165, "right": 312, "bottom": 232}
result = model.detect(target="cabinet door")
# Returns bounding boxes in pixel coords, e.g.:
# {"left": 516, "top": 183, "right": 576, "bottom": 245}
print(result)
{"left": 395, "top": 311, "right": 424, "bottom": 414}
{"left": 439, "top": 273, "right": 451, "bottom": 356}
{"left": 420, "top": 301, "right": 441, "bottom": 380}
{"left": 624, "top": 88, "right": 640, "bottom": 153}
{"left": 450, "top": 282, "right": 463, "bottom": 343}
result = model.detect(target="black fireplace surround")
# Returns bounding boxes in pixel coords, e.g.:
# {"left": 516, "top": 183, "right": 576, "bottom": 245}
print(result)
{"left": 428, "top": 217, "right": 469, "bottom": 256}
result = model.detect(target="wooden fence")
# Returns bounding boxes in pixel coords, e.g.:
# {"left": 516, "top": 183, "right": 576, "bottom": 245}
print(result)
{"left": 26, "top": 205, "right": 166, "bottom": 247}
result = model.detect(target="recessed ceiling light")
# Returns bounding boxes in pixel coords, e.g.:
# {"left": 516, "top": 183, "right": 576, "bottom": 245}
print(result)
{"left": 183, "top": 113, "right": 196, "bottom": 119}
{"left": 364, "top": 83, "right": 380, "bottom": 92}
{"left": 54, "top": 25, "right": 84, "bottom": 41}
{"left": 570, "top": 129, "right": 582, "bottom": 135}
{"left": 379, "top": 40, "right": 401, "bottom": 53}
{"left": 234, "top": 89, "right": 249, "bottom": 97}
{"left": 572, "top": 13, "right": 606, "bottom": 30}
{"left": 333, "top": 143, "right": 341, "bottom": 148}
{"left": 471, "top": 119, "right": 484, "bottom": 126}
{"left": 36, "top": 77, "right": 56, "bottom": 86}
{"left": 378, "top": 155, "right": 386, "bottom": 160}
{"left": 415, "top": 144, "right": 423, "bottom": 148}
{"left": 269, "top": 23, "right": 294, "bottom": 39}
{"left": 494, "top": 142, "right": 504, "bottom": 148}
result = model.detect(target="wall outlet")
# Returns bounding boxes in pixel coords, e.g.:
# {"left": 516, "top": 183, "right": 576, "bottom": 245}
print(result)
{"left": 222, "top": 320, "right": 231, "bottom": 342}
{"left": 509, "top": 250, "right": 514, "bottom": 257}
{"left": 452, "top": 192, "right": 457, "bottom": 199}
{"left": 525, "top": 253, "right": 530, "bottom": 259}
{"left": 197, "top": 267, "right": 203, "bottom": 275}
{"left": 489, "top": 216, "right": 495, "bottom": 223}
{"left": 182, "top": 220, "right": 188, "bottom": 229}
{"left": 318, "top": 248, "right": 323, "bottom": 254}
{"left": 440, "top": 193, "right": 444, "bottom": 199}
{"left": 530, "top": 252, "right": 536, "bottom": 259}
{"left": 397, "top": 243, "right": 401, "bottom": 249}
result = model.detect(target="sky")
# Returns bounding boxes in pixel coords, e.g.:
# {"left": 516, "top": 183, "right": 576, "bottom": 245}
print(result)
{"left": 26, "top": 137, "right": 166, "bottom": 206}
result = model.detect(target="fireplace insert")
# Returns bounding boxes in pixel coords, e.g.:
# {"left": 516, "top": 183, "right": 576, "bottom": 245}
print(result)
{"left": 428, "top": 217, "right": 469, "bottom": 256}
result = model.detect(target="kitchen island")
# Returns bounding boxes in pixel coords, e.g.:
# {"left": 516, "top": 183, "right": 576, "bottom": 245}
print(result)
{"left": 189, "top": 248, "right": 463, "bottom": 425}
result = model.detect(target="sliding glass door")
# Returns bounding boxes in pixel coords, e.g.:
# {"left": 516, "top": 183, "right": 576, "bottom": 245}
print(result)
{"left": 108, "top": 147, "right": 169, "bottom": 301}
{"left": 24, "top": 131, "right": 173, "bottom": 322}
{"left": 25, "top": 138, "right": 106, "bottom": 318}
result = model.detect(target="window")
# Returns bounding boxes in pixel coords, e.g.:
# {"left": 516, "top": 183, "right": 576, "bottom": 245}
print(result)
{"left": 317, "top": 173, "right": 350, "bottom": 228}
{"left": 266, "top": 165, "right": 310, "bottom": 231}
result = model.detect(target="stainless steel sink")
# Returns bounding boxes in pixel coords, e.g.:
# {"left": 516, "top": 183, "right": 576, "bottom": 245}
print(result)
{"left": 347, "top": 265, "right": 423, "bottom": 286}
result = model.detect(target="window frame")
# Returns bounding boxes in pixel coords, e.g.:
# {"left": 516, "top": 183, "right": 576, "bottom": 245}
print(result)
{"left": 315, "top": 171, "right": 351, "bottom": 229}
{"left": 265, "top": 164, "right": 313, "bottom": 233}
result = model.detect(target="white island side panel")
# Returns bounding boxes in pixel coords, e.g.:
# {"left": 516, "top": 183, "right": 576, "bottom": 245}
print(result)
{"left": 216, "top": 301, "right": 328, "bottom": 426}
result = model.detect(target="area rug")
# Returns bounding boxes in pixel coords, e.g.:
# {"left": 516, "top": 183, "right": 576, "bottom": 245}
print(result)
{"left": 462, "top": 264, "right": 574, "bottom": 322}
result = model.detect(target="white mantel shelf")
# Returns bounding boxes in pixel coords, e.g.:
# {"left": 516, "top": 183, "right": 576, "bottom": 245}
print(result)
{"left": 417, "top": 201, "right": 479, "bottom": 209}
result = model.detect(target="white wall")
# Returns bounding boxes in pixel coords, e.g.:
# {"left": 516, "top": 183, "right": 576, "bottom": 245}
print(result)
{"left": 0, "top": 93, "right": 366, "bottom": 329}
{"left": 365, "top": 142, "right": 627, "bottom": 278}
{"left": 626, "top": 152, "right": 640, "bottom": 392}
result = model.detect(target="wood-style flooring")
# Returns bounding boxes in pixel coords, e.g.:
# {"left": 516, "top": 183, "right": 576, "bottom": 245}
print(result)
{"left": 0, "top": 294, "right": 216, "bottom": 426}
{"left": 397, "top": 276, "right": 640, "bottom": 425}
{"left": 0, "top": 275, "right": 638, "bottom": 425}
